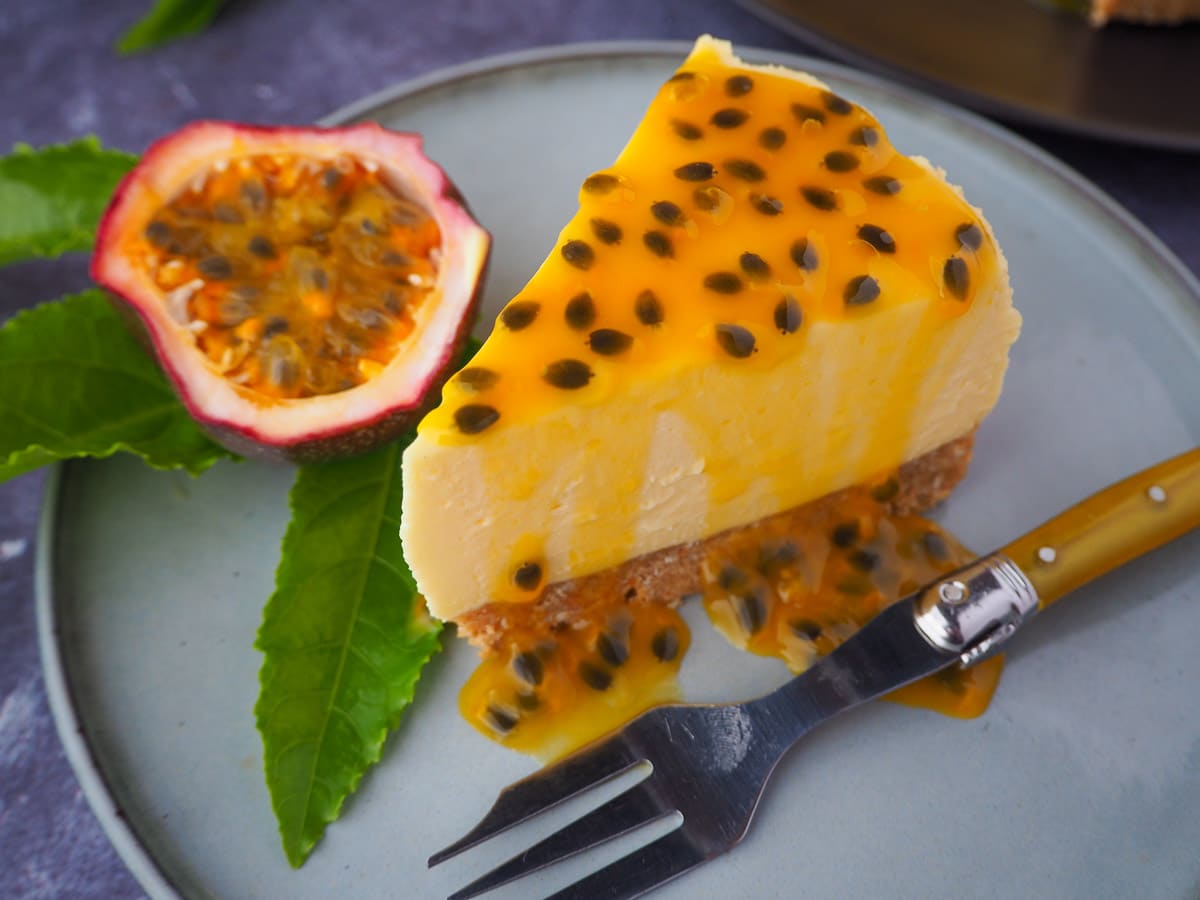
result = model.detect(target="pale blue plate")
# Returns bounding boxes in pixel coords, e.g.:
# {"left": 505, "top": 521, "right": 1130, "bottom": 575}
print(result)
{"left": 38, "top": 43, "right": 1200, "bottom": 899}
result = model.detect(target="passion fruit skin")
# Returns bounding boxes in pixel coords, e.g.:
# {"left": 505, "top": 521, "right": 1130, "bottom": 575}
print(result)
{"left": 90, "top": 120, "right": 491, "bottom": 464}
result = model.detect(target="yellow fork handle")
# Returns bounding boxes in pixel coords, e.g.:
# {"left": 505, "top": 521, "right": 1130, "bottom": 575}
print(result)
{"left": 1001, "top": 447, "right": 1200, "bottom": 610}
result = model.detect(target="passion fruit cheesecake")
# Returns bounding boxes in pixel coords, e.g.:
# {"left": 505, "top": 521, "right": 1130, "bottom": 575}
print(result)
{"left": 401, "top": 37, "right": 1021, "bottom": 648}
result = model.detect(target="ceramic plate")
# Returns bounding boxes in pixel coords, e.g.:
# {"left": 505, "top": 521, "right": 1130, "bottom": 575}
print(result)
{"left": 735, "top": 0, "right": 1200, "bottom": 150}
{"left": 38, "top": 43, "right": 1200, "bottom": 899}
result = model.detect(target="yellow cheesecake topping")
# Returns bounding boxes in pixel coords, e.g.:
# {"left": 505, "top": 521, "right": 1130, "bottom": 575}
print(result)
{"left": 423, "top": 39, "right": 995, "bottom": 444}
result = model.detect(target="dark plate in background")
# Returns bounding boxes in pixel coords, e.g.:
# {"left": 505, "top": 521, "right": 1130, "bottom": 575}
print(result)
{"left": 735, "top": 0, "right": 1200, "bottom": 150}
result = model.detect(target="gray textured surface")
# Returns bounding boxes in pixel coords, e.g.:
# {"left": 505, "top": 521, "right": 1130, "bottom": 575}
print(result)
{"left": 0, "top": 2, "right": 1197, "bottom": 898}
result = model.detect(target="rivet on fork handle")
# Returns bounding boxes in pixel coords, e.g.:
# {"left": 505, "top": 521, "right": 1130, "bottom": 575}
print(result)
{"left": 912, "top": 554, "right": 1039, "bottom": 668}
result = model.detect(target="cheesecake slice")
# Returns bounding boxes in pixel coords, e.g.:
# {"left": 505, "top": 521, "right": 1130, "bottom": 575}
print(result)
{"left": 1088, "top": 0, "right": 1200, "bottom": 23}
{"left": 401, "top": 37, "right": 1021, "bottom": 641}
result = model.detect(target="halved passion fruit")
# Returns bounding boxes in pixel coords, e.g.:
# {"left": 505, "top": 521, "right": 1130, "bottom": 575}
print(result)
{"left": 91, "top": 121, "right": 490, "bottom": 462}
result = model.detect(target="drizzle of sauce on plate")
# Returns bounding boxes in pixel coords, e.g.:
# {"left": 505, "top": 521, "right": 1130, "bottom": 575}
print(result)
{"left": 460, "top": 481, "right": 1001, "bottom": 759}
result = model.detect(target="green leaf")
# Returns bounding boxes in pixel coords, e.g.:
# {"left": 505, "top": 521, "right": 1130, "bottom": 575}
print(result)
{"left": 0, "top": 291, "right": 233, "bottom": 482}
{"left": 255, "top": 440, "right": 442, "bottom": 866}
{"left": 117, "top": 0, "right": 228, "bottom": 54}
{"left": 117, "top": 0, "right": 229, "bottom": 54}
{"left": 0, "top": 138, "right": 136, "bottom": 268}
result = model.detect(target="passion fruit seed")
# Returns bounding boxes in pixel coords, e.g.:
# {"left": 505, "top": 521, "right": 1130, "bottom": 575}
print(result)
{"left": 850, "top": 126, "right": 879, "bottom": 147}
{"left": 144, "top": 220, "right": 171, "bottom": 247}
{"left": 591, "top": 218, "right": 623, "bottom": 245}
{"left": 774, "top": 295, "right": 803, "bottom": 334}
{"left": 923, "top": 530, "right": 950, "bottom": 561}
{"left": 588, "top": 328, "right": 633, "bottom": 356}
{"left": 759, "top": 127, "right": 787, "bottom": 150}
{"left": 823, "top": 151, "right": 859, "bottom": 173}
{"left": 671, "top": 120, "right": 704, "bottom": 141}
{"left": 857, "top": 224, "right": 896, "bottom": 253}
{"left": 485, "top": 705, "right": 519, "bottom": 734}
{"left": 956, "top": 222, "right": 984, "bottom": 251}
{"left": 725, "top": 159, "right": 765, "bottom": 182}
{"left": 750, "top": 193, "right": 783, "bottom": 216}
{"left": 711, "top": 108, "right": 749, "bottom": 128}
{"left": 246, "top": 234, "right": 277, "bottom": 259}
{"left": 579, "top": 661, "right": 613, "bottom": 691}
{"left": 734, "top": 590, "right": 768, "bottom": 634}
{"left": 456, "top": 367, "right": 499, "bottom": 391}
{"left": 801, "top": 186, "right": 838, "bottom": 211}
{"left": 715, "top": 323, "right": 756, "bottom": 358}
{"left": 582, "top": 173, "right": 620, "bottom": 194}
{"left": 791, "top": 104, "right": 825, "bottom": 125}
{"left": 739, "top": 252, "right": 771, "bottom": 281}
{"left": 561, "top": 240, "right": 595, "bottom": 270}
{"left": 513, "top": 561, "right": 543, "bottom": 590}
{"left": 651, "top": 627, "right": 681, "bottom": 662}
{"left": 263, "top": 316, "right": 289, "bottom": 338}
{"left": 864, "top": 175, "right": 901, "bottom": 195}
{"left": 651, "top": 201, "right": 685, "bottom": 226}
{"left": 758, "top": 540, "right": 800, "bottom": 572}
{"left": 643, "top": 230, "right": 674, "bottom": 258}
{"left": 849, "top": 549, "right": 880, "bottom": 572}
{"left": 454, "top": 404, "right": 499, "bottom": 434}
{"left": 844, "top": 275, "right": 880, "bottom": 305}
{"left": 197, "top": 254, "right": 233, "bottom": 279}
{"left": 718, "top": 564, "right": 747, "bottom": 591}
{"left": 675, "top": 161, "right": 716, "bottom": 182}
{"left": 822, "top": 91, "right": 854, "bottom": 115}
{"left": 831, "top": 521, "right": 859, "bottom": 547}
{"left": 943, "top": 257, "right": 970, "bottom": 299}
{"left": 512, "top": 650, "right": 544, "bottom": 686}
{"left": 565, "top": 292, "right": 596, "bottom": 329}
{"left": 725, "top": 74, "right": 754, "bottom": 96}
{"left": 790, "top": 618, "right": 822, "bottom": 640}
{"left": 790, "top": 238, "right": 819, "bottom": 271}
{"left": 596, "top": 630, "right": 630, "bottom": 667}
{"left": 543, "top": 359, "right": 594, "bottom": 389}
{"left": 635, "top": 290, "right": 664, "bottom": 325}
{"left": 262, "top": 336, "right": 305, "bottom": 390}
{"left": 501, "top": 301, "right": 540, "bottom": 330}
{"left": 704, "top": 272, "right": 743, "bottom": 294}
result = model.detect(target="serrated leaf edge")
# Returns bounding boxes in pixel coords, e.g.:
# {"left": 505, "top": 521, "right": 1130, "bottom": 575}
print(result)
{"left": 255, "top": 448, "right": 442, "bottom": 867}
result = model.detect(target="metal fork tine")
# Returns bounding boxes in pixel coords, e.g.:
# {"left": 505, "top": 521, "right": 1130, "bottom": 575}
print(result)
{"left": 544, "top": 828, "right": 706, "bottom": 900}
{"left": 447, "top": 780, "right": 671, "bottom": 900}
{"left": 428, "top": 738, "right": 641, "bottom": 867}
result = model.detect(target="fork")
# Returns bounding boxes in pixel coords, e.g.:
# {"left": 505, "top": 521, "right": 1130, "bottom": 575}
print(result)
{"left": 428, "top": 447, "right": 1200, "bottom": 899}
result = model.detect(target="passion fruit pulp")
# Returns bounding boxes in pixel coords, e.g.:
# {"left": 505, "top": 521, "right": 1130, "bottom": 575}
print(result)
{"left": 91, "top": 120, "right": 490, "bottom": 463}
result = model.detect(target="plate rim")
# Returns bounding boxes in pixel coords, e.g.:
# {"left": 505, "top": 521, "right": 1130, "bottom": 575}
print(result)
{"left": 35, "top": 39, "right": 1200, "bottom": 900}
{"left": 733, "top": 0, "right": 1200, "bottom": 152}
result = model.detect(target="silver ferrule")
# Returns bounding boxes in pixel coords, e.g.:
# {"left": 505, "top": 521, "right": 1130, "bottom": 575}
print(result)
{"left": 912, "top": 553, "right": 1040, "bottom": 668}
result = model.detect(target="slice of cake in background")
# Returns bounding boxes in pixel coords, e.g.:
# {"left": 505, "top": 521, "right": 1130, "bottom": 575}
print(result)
{"left": 400, "top": 36, "right": 1021, "bottom": 647}
{"left": 1052, "top": 0, "right": 1200, "bottom": 24}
